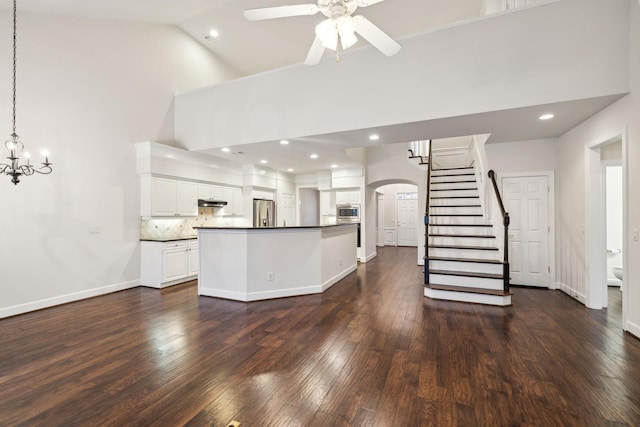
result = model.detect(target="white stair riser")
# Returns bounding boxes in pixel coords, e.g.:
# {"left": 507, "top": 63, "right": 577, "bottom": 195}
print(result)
{"left": 429, "top": 216, "right": 487, "bottom": 225}
{"left": 430, "top": 206, "right": 483, "bottom": 215}
{"left": 430, "top": 198, "right": 480, "bottom": 206}
{"left": 424, "top": 287, "right": 511, "bottom": 306}
{"left": 429, "top": 247, "right": 499, "bottom": 260}
{"left": 429, "top": 260, "right": 503, "bottom": 275}
{"left": 431, "top": 182, "right": 477, "bottom": 191}
{"left": 430, "top": 274, "right": 504, "bottom": 290}
{"left": 429, "top": 225, "right": 494, "bottom": 235}
{"left": 429, "top": 236, "right": 496, "bottom": 247}
{"left": 431, "top": 166, "right": 474, "bottom": 176}
{"left": 431, "top": 175, "right": 475, "bottom": 183}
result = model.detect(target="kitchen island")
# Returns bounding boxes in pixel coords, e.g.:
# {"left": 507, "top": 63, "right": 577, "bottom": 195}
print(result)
{"left": 195, "top": 224, "right": 357, "bottom": 302}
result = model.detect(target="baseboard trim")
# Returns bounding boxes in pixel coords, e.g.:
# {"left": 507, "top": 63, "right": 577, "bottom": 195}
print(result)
{"left": 199, "top": 264, "right": 357, "bottom": 302}
{"left": 360, "top": 251, "right": 377, "bottom": 263}
{"left": 0, "top": 279, "right": 140, "bottom": 319}
{"left": 625, "top": 321, "right": 640, "bottom": 339}
{"left": 557, "top": 282, "right": 587, "bottom": 305}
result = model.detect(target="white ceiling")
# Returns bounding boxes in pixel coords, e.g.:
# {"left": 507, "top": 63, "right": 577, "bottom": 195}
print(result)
{"left": 4, "top": 0, "right": 626, "bottom": 175}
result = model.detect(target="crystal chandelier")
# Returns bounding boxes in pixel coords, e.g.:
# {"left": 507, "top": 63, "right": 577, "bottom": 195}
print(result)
{"left": 1, "top": 0, "right": 52, "bottom": 185}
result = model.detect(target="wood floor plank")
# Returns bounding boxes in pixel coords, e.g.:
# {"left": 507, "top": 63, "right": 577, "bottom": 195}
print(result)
{"left": 1, "top": 249, "right": 639, "bottom": 425}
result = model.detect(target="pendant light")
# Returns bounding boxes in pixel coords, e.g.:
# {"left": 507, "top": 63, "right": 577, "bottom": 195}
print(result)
{"left": 1, "top": 0, "right": 52, "bottom": 185}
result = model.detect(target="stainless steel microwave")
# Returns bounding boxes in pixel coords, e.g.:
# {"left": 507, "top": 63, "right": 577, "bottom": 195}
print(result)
{"left": 336, "top": 204, "right": 360, "bottom": 222}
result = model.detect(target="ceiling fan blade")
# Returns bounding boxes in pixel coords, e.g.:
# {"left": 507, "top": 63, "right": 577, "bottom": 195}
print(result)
{"left": 305, "top": 37, "right": 326, "bottom": 66}
{"left": 244, "top": 4, "right": 319, "bottom": 21}
{"left": 355, "top": 0, "right": 385, "bottom": 7}
{"left": 353, "top": 15, "right": 401, "bottom": 57}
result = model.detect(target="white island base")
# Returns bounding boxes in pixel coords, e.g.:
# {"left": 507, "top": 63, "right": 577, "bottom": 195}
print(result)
{"left": 196, "top": 224, "right": 358, "bottom": 302}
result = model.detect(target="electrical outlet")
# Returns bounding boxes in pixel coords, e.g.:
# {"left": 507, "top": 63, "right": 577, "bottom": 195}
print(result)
{"left": 267, "top": 272, "right": 274, "bottom": 281}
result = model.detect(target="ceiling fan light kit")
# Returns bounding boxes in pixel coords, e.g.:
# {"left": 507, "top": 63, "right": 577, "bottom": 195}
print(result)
{"left": 244, "top": 0, "right": 400, "bottom": 66}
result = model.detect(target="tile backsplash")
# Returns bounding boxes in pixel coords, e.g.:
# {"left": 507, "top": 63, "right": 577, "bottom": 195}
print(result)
{"left": 141, "top": 209, "right": 243, "bottom": 240}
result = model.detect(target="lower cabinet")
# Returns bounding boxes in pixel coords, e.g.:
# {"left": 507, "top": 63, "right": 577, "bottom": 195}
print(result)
{"left": 141, "top": 239, "right": 198, "bottom": 288}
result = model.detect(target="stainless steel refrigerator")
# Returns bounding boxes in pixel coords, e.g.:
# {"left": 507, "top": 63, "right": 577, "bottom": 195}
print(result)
{"left": 253, "top": 199, "right": 276, "bottom": 228}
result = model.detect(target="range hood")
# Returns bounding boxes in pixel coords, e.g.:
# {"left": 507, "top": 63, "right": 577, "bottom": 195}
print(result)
{"left": 198, "top": 199, "right": 227, "bottom": 208}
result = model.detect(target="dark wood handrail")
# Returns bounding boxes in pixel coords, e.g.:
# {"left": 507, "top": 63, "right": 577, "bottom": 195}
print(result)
{"left": 488, "top": 170, "right": 510, "bottom": 292}
{"left": 426, "top": 140, "right": 433, "bottom": 216}
{"left": 424, "top": 140, "right": 433, "bottom": 285}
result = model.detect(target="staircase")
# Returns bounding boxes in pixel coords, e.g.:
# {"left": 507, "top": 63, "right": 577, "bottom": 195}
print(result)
{"left": 424, "top": 166, "right": 512, "bottom": 306}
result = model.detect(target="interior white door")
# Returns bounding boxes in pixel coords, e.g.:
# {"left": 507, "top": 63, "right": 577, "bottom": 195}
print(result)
{"left": 503, "top": 175, "right": 550, "bottom": 287}
{"left": 396, "top": 198, "right": 418, "bottom": 247}
{"left": 281, "top": 193, "right": 295, "bottom": 227}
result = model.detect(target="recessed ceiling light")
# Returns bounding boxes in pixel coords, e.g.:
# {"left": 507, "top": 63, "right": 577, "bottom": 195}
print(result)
{"left": 310, "top": 153, "right": 319, "bottom": 159}
{"left": 280, "top": 140, "right": 289, "bottom": 145}
{"left": 221, "top": 147, "right": 230, "bottom": 153}
{"left": 539, "top": 113, "right": 554, "bottom": 120}
{"left": 165, "top": 154, "right": 175, "bottom": 159}
{"left": 260, "top": 159, "right": 268, "bottom": 164}
{"left": 209, "top": 29, "right": 219, "bottom": 38}
{"left": 287, "top": 168, "right": 294, "bottom": 172}
{"left": 369, "top": 134, "right": 380, "bottom": 141}
{"left": 331, "top": 164, "right": 338, "bottom": 168}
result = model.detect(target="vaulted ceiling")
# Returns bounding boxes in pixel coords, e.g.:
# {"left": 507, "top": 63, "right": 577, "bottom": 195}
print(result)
{"left": 3, "top": 1, "right": 627, "bottom": 174}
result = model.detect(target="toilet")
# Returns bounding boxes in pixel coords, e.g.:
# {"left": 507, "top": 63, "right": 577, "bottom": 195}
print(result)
{"left": 612, "top": 265, "right": 623, "bottom": 281}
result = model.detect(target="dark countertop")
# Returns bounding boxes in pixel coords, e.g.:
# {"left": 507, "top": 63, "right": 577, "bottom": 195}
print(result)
{"left": 194, "top": 223, "right": 357, "bottom": 231}
{"left": 140, "top": 236, "right": 197, "bottom": 242}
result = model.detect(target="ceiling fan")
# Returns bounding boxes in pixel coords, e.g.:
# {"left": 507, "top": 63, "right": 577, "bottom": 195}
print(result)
{"left": 243, "top": 0, "right": 401, "bottom": 65}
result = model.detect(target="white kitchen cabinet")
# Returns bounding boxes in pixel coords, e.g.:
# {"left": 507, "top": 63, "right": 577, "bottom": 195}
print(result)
{"left": 198, "top": 183, "right": 213, "bottom": 200}
{"left": 142, "top": 176, "right": 198, "bottom": 217}
{"left": 253, "top": 189, "right": 274, "bottom": 200}
{"left": 176, "top": 181, "right": 198, "bottom": 216}
{"left": 232, "top": 187, "right": 243, "bottom": 216}
{"left": 335, "top": 190, "right": 360, "bottom": 205}
{"left": 187, "top": 240, "right": 199, "bottom": 276}
{"left": 150, "top": 177, "right": 177, "bottom": 216}
{"left": 221, "top": 186, "right": 243, "bottom": 216}
{"left": 163, "top": 241, "right": 189, "bottom": 282}
{"left": 141, "top": 239, "right": 198, "bottom": 288}
{"left": 320, "top": 191, "right": 336, "bottom": 216}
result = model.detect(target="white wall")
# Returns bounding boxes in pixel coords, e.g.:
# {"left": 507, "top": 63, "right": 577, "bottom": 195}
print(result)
{"left": 485, "top": 138, "right": 559, "bottom": 172}
{"left": 175, "top": 0, "right": 629, "bottom": 151}
{"left": 556, "top": 0, "right": 639, "bottom": 335}
{"left": 0, "top": 12, "right": 239, "bottom": 318}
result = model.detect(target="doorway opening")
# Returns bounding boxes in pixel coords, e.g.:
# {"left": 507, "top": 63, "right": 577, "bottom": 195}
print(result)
{"left": 585, "top": 129, "right": 628, "bottom": 330}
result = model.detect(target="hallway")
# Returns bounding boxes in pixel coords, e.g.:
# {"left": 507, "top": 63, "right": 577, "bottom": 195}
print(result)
{"left": 1, "top": 247, "right": 639, "bottom": 425}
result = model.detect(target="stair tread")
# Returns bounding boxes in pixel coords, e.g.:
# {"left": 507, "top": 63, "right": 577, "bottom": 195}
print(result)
{"left": 426, "top": 283, "right": 512, "bottom": 296}
{"left": 429, "top": 244, "right": 499, "bottom": 251}
{"left": 431, "top": 173, "right": 475, "bottom": 177}
{"left": 430, "top": 269, "right": 503, "bottom": 279}
{"left": 431, "top": 196, "right": 480, "bottom": 199}
{"left": 432, "top": 188, "right": 478, "bottom": 191}
{"left": 431, "top": 180, "right": 477, "bottom": 184}
{"left": 431, "top": 206, "right": 482, "bottom": 209}
{"left": 428, "top": 256, "right": 503, "bottom": 264}
{"left": 430, "top": 214, "right": 483, "bottom": 217}
{"left": 430, "top": 234, "right": 496, "bottom": 238}
{"left": 432, "top": 167, "right": 474, "bottom": 171}
{"left": 430, "top": 224, "right": 493, "bottom": 227}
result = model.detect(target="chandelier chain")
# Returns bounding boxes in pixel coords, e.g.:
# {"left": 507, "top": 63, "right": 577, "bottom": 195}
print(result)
{"left": 12, "top": 0, "right": 17, "bottom": 135}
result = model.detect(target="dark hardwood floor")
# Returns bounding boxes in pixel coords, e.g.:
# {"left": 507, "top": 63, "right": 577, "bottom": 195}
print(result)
{"left": 1, "top": 247, "right": 639, "bottom": 426}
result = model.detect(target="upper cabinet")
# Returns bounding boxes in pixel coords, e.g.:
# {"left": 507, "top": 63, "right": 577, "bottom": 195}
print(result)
{"left": 198, "top": 183, "right": 224, "bottom": 201}
{"left": 320, "top": 191, "right": 336, "bottom": 216}
{"left": 141, "top": 176, "right": 198, "bottom": 217}
{"left": 221, "top": 186, "right": 243, "bottom": 216}
{"left": 335, "top": 190, "right": 360, "bottom": 206}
